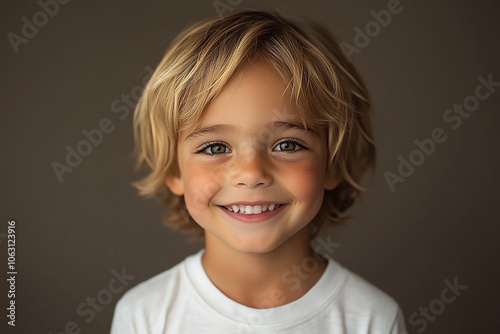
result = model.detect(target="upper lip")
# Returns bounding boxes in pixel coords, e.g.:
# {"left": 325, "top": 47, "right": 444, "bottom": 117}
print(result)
{"left": 221, "top": 201, "right": 283, "bottom": 206}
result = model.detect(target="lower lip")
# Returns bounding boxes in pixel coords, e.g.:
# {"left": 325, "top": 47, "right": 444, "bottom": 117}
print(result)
{"left": 219, "top": 205, "right": 287, "bottom": 223}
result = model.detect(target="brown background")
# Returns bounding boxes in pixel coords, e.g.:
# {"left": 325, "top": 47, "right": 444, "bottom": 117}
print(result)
{"left": 1, "top": 0, "right": 499, "bottom": 333}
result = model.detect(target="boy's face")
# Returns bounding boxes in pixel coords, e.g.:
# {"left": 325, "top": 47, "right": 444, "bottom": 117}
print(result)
{"left": 166, "top": 60, "right": 340, "bottom": 254}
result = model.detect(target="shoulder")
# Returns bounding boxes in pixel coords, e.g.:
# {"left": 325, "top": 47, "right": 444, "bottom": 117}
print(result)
{"left": 343, "top": 268, "right": 399, "bottom": 309}
{"left": 321, "top": 257, "right": 399, "bottom": 311}
{"left": 324, "top": 259, "right": 406, "bottom": 332}
{"left": 112, "top": 254, "right": 192, "bottom": 325}
{"left": 117, "top": 262, "right": 183, "bottom": 309}
{"left": 110, "top": 251, "right": 208, "bottom": 333}
{"left": 110, "top": 261, "right": 185, "bottom": 333}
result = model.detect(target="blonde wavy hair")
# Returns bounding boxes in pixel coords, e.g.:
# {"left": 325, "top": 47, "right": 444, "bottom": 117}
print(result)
{"left": 131, "top": 10, "right": 376, "bottom": 239}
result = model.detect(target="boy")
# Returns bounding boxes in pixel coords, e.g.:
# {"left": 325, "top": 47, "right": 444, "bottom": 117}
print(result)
{"left": 111, "top": 10, "right": 407, "bottom": 333}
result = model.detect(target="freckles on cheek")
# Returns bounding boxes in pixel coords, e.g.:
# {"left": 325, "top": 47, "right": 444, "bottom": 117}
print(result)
{"left": 184, "top": 166, "right": 226, "bottom": 214}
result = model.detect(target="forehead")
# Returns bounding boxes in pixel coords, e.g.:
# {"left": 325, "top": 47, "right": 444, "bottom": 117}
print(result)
{"left": 184, "top": 60, "right": 309, "bottom": 136}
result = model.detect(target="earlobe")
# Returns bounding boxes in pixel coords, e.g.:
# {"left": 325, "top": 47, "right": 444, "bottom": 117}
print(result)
{"left": 165, "top": 171, "right": 184, "bottom": 196}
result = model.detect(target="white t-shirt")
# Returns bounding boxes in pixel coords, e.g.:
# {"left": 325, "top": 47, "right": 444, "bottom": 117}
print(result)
{"left": 110, "top": 250, "right": 407, "bottom": 333}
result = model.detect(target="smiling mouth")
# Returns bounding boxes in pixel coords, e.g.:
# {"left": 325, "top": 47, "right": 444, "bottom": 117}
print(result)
{"left": 220, "top": 204, "right": 283, "bottom": 215}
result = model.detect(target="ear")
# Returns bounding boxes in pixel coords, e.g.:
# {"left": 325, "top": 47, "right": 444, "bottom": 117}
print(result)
{"left": 165, "top": 165, "right": 184, "bottom": 196}
{"left": 324, "top": 167, "right": 342, "bottom": 191}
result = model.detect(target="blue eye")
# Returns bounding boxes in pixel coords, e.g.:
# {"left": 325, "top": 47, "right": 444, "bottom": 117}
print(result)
{"left": 196, "top": 142, "right": 231, "bottom": 155}
{"left": 273, "top": 140, "right": 306, "bottom": 152}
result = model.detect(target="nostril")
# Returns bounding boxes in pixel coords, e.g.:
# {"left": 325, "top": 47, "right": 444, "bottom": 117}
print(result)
{"left": 230, "top": 158, "right": 273, "bottom": 187}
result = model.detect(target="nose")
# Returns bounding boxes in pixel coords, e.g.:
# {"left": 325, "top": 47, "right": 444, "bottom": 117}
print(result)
{"left": 230, "top": 148, "right": 273, "bottom": 188}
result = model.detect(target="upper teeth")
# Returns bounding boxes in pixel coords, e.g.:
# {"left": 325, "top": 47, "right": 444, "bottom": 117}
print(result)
{"left": 226, "top": 204, "right": 280, "bottom": 214}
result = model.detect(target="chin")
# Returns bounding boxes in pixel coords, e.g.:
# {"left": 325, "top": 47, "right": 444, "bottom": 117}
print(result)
{"left": 225, "top": 233, "right": 287, "bottom": 255}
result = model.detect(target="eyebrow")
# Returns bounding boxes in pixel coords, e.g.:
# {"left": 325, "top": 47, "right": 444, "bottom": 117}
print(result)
{"left": 184, "top": 121, "right": 318, "bottom": 142}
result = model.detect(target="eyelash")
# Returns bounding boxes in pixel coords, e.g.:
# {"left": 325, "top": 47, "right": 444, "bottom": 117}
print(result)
{"left": 194, "top": 138, "right": 308, "bottom": 156}
{"left": 195, "top": 141, "right": 231, "bottom": 155}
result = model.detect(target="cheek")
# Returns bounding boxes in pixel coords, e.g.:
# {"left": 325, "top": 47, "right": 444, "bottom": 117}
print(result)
{"left": 183, "top": 165, "right": 226, "bottom": 218}
{"left": 283, "top": 160, "right": 326, "bottom": 208}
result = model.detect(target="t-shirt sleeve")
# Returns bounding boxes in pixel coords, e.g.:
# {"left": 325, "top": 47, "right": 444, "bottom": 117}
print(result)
{"left": 388, "top": 306, "right": 408, "bottom": 334}
{"left": 110, "top": 295, "right": 136, "bottom": 334}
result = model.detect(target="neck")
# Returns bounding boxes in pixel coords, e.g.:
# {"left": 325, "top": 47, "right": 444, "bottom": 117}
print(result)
{"left": 202, "top": 226, "right": 327, "bottom": 309}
